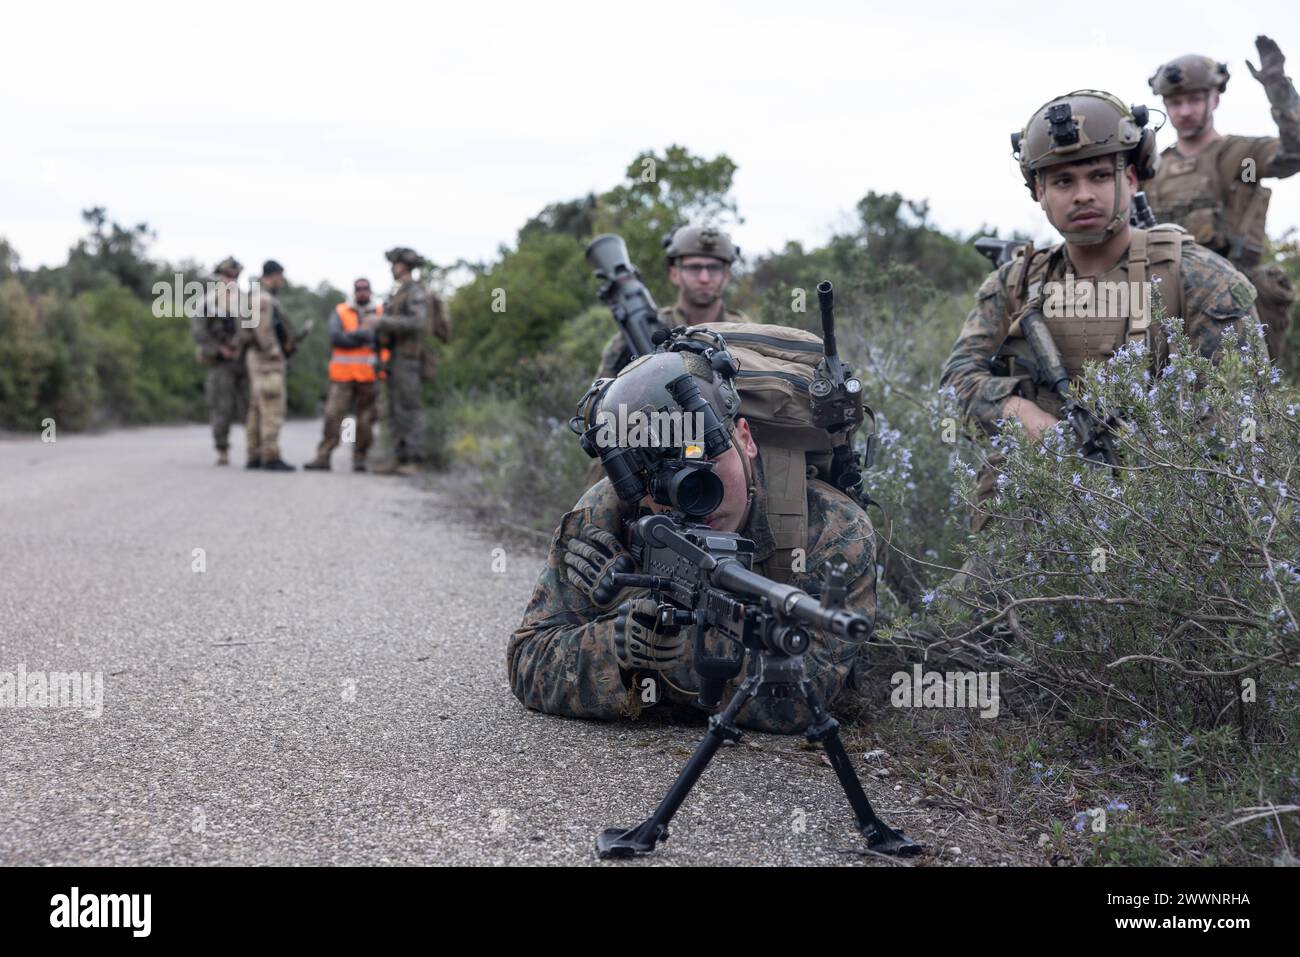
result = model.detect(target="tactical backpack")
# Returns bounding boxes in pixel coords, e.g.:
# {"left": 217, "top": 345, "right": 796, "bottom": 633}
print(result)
{"left": 681, "top": 321, "right": 876, "bottom": 583}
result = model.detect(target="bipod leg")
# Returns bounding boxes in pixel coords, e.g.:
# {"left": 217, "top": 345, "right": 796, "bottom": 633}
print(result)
{"left": 596, "top": 675, "right": 757, "bottom": 859}
{"left": 801, "top": 681, "right": 922, "bottom": 857}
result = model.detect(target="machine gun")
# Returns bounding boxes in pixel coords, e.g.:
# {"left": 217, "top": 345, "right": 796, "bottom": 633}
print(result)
{"left": 586, "top": 233, "right": 660, "bottom": 362}
{"left": 595, "top": 511, "right": 920, "bottom": 860}
{"left": 1017, "top": 308, "right": 1121, "bottom": 469}
{"left": 809, "top": 281, "right": 873, "bottom": 503}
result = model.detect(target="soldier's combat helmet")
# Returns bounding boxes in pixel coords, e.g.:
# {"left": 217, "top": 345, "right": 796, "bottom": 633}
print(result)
{"left": 1012, "top": 90, "right": 1158, "bottom": 246}
{"left": 385, "top": 247, "right": 424, "bottom": 268}
{"left": 570, "top": 343, "right": 742, "bottom": 514}
{"left": 214, "top": 256, "right": 242, "bottom": 278}
{"left": 663, "top": 225, "right": 739, "bottom": 265}
{"left": 1149, "top": 55, "right": 1230, "bottom": 96}
{"left": 594, "top": 349, "right": 740, "bottom": 429}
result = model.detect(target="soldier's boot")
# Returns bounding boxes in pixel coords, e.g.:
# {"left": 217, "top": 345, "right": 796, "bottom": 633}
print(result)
{"left": 303, "top": 455, "right": 331, "bottom": 471}
{"left": 216, "top": 449, "right": 230, "bottom": 466}
{"left": 352, "top": 457, "right": 367, "bottom": 473}
{"left": 262, "top": 458, "right": 296, "bottom": 472}
{"left": 246, "top": 458, "right": 262, "bottom": 470}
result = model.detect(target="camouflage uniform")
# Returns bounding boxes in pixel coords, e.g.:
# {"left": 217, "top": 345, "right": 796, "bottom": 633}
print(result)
{"left": 191, "top": 276, "right": 249, "bottom": 457}
{"left": 376, "top": 278, "right": 430, "bottom": 464}
{"left": 946, "top": 234, "right": 1258, "bottom": 429}
{"left": 1144, "top": 48, "right": 1300, "bottom": 358}
{"left": 594, "top": 303, "right": 752, "bottom": 381}
{"left": 244, "top": 287, "right": 292, "bottom": 463}
{"left": 507, "top": 457, "right": 875, "bottom": 734}
{"left": 941, "top": 233, "right": 1258, "bottom": 528}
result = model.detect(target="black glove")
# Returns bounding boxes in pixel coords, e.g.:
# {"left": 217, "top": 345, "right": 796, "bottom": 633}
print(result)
{"left": 613, "top": 599, "right": 687, "bottom": 672}
{"left": 563, "top": 524, "right": 635, "bottom": 609}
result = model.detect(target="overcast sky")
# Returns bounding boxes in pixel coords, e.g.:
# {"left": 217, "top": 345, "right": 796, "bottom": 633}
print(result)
{"left": 3, "top": 0, "right": 1298, "bottom": 292}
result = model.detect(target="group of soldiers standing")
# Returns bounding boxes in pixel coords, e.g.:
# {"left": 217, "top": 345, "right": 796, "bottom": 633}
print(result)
{"left": 190, "top": 247, "right": 450, "bottom": 476}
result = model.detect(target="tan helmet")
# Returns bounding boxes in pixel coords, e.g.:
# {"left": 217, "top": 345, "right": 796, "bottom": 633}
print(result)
{"left": 1011, "top": 90, "right": 1157, "bottom": 246}
{"left": 1149, "top": 55, "right": 1230, "bottom": 96}
{"left": 663, "top": 225, "right": 739, "bottom": 265}
{"left": 214, "top": 256, "right": 242, "bottom": 278}
{"left": 385, "top": 246, "right": 424, "bottom": 268}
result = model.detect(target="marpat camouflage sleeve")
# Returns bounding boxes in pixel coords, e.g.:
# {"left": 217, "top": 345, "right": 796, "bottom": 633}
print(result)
{"left": 507, "top": 483, "right": 640, "bottom": 721}
{"left": 1177, "top": 243, "right": 1260, "bottom": 357}
{"left": 1262, "top": 72, "right": 1300, "bottom": 177}
{"left": 940, "top": 265, "right": 1022, "bottom": 432}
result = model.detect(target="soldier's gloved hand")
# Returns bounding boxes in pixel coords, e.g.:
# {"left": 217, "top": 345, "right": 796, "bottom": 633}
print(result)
{"left": 563, "top": 524, "right": 635, "bottom": 609}
{"left": 1248, "top": 35, "right": 1286, "bottom": 83}
{"left": 613, "top": 599, "right": 687, "bottom": 672}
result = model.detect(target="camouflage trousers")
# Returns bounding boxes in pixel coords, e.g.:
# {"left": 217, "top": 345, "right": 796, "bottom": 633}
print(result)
{"left": 1246, "top": 263, "right": 1297, "bottom": 362}
{"left": 205, "top": 360, "right": 249, "bottom": 452}
{"left": 246, "top": 366, "right": 287, "bottom": 462}
{"left": 315, "top": 380, "right": 377, "bottom": 464}
{"left": 387, "top": 356, "right": 425, "bottom": 464}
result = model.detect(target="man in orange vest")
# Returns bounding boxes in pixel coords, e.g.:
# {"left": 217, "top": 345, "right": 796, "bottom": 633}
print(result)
{"left": 304, "top": 278, "right": 384, "bottom": 471}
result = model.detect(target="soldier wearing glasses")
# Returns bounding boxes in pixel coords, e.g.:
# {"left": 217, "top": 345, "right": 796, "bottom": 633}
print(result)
{"left": 593, "top": 225, "right": 751, "bottom": 381}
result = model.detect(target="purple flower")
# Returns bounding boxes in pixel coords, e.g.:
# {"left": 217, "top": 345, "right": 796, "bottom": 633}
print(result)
{"left": 1172, "top": 772, "right": 1189, "bottom": 785}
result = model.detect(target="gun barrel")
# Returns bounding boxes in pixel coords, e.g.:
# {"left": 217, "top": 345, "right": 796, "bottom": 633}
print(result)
{"left": 712, "top": 561, "right": 872, "bottom": 641}
{"left": 816, "top": 280, "right": 837, "bottom": 358}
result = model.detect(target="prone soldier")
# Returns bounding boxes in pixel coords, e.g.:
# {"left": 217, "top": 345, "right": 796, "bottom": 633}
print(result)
{"left": 507, "top": 348, "right": 874, "bottom": 734}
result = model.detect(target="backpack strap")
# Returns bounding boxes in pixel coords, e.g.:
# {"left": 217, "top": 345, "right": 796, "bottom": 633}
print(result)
{"left": 1127, "top": 229, "right": 1151, "bottom": 344}
{"left": 756, "top": 446, "right": 808, "bottom": 585}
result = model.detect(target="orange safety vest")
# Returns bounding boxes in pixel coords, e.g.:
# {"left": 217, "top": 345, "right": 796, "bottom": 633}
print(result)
{"left": 328, "top": 302, "right": 385, "bottom": 383}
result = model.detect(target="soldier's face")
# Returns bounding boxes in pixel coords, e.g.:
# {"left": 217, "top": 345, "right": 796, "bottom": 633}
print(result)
{"left": 703, "top": 418, "right": 758, "bottom": 533}
{"left": 392, "top": 262, "right": 410, "bottom": 282}
{"left": 1164, "top": 90, "right": 1216, "bottom": 135}
{"left": 1037, "top": 158, "right": 1136, "bottom": 233}
{"left": 669, "top": 256, "right": 730, "bottom": 308}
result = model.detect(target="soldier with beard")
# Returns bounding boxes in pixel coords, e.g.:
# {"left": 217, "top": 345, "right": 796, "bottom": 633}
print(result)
{"left": 1143, "top": 36, "right": 1300, "bottom": 359}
